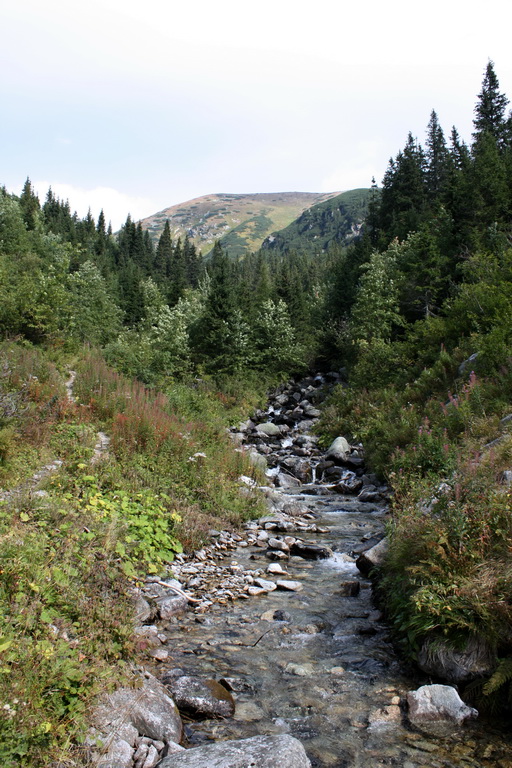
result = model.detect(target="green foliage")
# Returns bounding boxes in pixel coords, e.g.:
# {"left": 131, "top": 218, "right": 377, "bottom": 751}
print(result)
{"left": 261, "top": 188, "right": 371, "bottom": 256}
{"left": 79, "top": 480, "right": 182, "bottom": 575}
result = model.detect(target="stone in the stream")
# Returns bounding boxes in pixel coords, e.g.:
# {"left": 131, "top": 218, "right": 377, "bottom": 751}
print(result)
{"left": 266, "top": 562, "right": 287, "bottom": 575}
{"left": 357, "top": 489, "right": 383, "bottom": 502}
{"left": 285, "top": 662, "right": 314, "bottom": 676}
{"left": 335, "top": 477, "right": 363, "bottom": 494}
{"left": 267, "top": 537, "right": 289, "bottom": 551}
{"left": 156, "top": 734, "right": 311, "bottom": 768}
{"left": 254, "top": 577, "right": 277, "bottom": 592}
{"left": 407, "top": 684, "right": 478, "bottom": 735}
{"left": 325, "top": 436, "right": 351, "bottom": 462}
{"left": 247, "top": 586, "right": 268, "bottom": 596}
{"left": 339, "top": 580, "right": 360, "bottom": 596}
{"left": 149, "top": 648, "right": 169, "bottom": 661}
{"left": 290, "top": 541, "right": 333, "bottom": 560}
{"left": 368, "top": 704, "right": 402, "bottom": 729}
{"left": 275, "top": 472, "right": 301, "bottom": 488}
{"left": 164, "top": 675, "right": 235, "bottom": 719}
{"left": 276, "top": 579, "right": 303, "bottom": 591}
{"left": 158, "top": 593, "right": 188, "bottom": 620}
{"left": 134, "top": 625, "right": 163, "bottom": 648}
{"left": 256, "top": 422, "right": 282, "bottom": 437}
{"left": 355, "top": 537, "right": 388, "bottom": 575}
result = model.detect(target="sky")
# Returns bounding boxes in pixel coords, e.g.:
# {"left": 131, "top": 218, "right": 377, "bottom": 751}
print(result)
{"left": 1, "top": 0, "right": 511, "bottom": 229}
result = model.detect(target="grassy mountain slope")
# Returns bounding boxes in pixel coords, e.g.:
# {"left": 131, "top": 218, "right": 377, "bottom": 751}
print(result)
{"left": 261, "top": 188, "right": 371, "bottom": 254}
{"left": 140, "top": 192, "right": 340, "bottom": 257}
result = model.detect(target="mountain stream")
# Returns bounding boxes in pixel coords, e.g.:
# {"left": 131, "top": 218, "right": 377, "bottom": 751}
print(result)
{"left": 149, "top": 377, "right": 512, "bottom": 768}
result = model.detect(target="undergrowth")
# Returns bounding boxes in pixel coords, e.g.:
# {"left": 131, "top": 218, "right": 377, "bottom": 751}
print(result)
{"left": 0, "top": 342, "right": 268, "bottom": 765}
{"left": 316, "top": 346, "right": 512, "bottom": 708}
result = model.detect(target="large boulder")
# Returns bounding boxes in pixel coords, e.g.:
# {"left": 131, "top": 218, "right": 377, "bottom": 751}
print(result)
{"left": 325, "top": 436, "right": 351, "bottom": 463}
{"left": 417, "top": 635, "right": 495, "bottom": 683}
{"left": 156, "top": 734, "right": 311, "bottom": 768}
{"left": 355, "top": 537, "right": 388, "bottom": 576}
{"left": 90, "top": 673, "right": 183, "bottom": 754}
{"left": 256, "top": 422, "right": 282, "bottom": 437}
{"left": 407, "top": 684, "right": 478, "bottom": 735}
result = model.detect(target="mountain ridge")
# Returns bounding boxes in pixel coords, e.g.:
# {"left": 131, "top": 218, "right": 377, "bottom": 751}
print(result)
{"left": 140, "top": 191, "right": 341, "bottom": 257}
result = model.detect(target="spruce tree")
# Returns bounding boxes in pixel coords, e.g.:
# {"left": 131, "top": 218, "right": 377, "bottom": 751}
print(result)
{"left": 425, "top": 110, "right": 448, "bottom": 199}
{"left": 19, "top": 177, "right": 40, "bottom": 231}
{"left": 473, "top": 60, "right": 509, "bottom": 149}
{"left": 155, "top": 220, "right": 172, "bottom": 279}
{"left": 193, "top": 241, "right": 238, "bottom": 371}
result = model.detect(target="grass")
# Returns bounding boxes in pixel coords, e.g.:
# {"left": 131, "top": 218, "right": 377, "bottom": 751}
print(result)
{"left": 0, "top": 342, "right": 268, "bottom": 765}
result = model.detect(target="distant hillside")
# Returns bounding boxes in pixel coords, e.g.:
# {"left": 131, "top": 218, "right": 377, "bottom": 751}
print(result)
{"left": 261, "top": 188, "right": 371, "bottom": 255}
{"left": 140, "top": 192, "right": 340, "bottom": 257}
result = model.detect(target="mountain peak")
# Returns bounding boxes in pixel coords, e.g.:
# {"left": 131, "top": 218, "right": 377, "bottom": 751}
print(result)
{"left": 140, "top": 191, "right": 341, "bottom": 256}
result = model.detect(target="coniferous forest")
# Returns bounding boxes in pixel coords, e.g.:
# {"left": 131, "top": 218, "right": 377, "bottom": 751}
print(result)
{"left": 1, "top": 61, "right": 512, "bottom": 764}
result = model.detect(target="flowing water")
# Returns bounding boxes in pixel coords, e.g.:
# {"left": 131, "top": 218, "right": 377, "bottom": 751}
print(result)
{"left": 156, "top": 477, "right": 512, "bottom": 767}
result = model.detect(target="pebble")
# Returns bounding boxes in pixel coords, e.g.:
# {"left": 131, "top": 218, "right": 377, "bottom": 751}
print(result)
{"left": 266, "top": 562, "right": 287, "bottom": 574}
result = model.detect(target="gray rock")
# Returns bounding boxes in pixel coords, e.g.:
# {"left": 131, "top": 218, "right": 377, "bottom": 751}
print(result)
{"left": 158, "top": 594, "right": 188, "bottom": 620}
{"left": 500, "top": 470, "right": 512, "bottom": 486}
{"left": 275, "top": 472, "right": 301, "bottom": 488}
{"left": 97, "top": 738, "right": 134, "bottom": 768}
{"left": 254, "top": 577, "right": 277, "bottom": 592}
{"left": 356, "top": 537, "right": 388, "bottom": 576}
{"left": 133, "top": 625, "right": 162, "bottom": 648}
{"left": 266, "top": 562, "right": 287, "bottom": 575}
{"left": 326, "top": 436, "right": 350, "bottom": 462}
{"left": 357, "top": 489, "right": 382, "bottom": 503}
{"left": 339, "top": 580, "right": 361, "bottom": 596}
{"left": 256, "top": 422, "right": 282, "bottom": 437}
{"left": 290, "top": 541, "right": 333, "bottom": 560}
{"left": 165, "top": 676, "right": 235, "bottom": 719}
{"left": 91, "top": 673, "right": 182, "bottom": 747}
{"left": 267, "top": 537, "right": 289, "bottom": 551}
{"left": 335, "top": 477, "right": 363, "bottom": 494}
{"left": 134, "top": 594, "right": 152, "bottom": 623}
{"left": 417, "top": 635, "right": 495, "bottom": 683}
{"left": 276, "top": 579, "right": 303, "bottom": 591}
{"left": 248, "top": 451, "right": 268, "bottom": 472}
{"left": 407, "top": 684, "right": 478, "bottom": 734}
{"left": 156, "top": 734, "right": 311, "bottom": 768}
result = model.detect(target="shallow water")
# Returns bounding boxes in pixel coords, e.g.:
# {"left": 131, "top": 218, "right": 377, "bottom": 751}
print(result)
{"left": 155, "top": 482, "right": 512, "bottom": 767}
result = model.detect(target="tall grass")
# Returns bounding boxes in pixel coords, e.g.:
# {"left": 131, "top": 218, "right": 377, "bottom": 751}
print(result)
{"left": 73, "top": 352, "right": 266, "bottom": 547}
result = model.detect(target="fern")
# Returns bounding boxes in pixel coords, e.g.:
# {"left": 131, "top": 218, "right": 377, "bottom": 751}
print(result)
{"left": 483, "top": 656, "right": 512, "bottom": 697}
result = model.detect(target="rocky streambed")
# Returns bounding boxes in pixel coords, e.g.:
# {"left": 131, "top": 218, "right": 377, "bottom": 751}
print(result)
{"left": 91, "top": 375, "right": 512, "bottom": 768}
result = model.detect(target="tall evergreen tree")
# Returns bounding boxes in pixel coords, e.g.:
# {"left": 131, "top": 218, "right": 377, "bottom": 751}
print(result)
{"left": 155, "top": 220, "right": 172, "bottom": 279}
{"left": 193, "top": 241, "right": 238, "bottom": 371}
{"left": 473, "top": 60, "right": 509, "bottom": 149}
{"left": 19, "top": 177, "right": 40, "bottom": 231}
{"left": 425, "top": 110, "right": 449, "bottom": 199}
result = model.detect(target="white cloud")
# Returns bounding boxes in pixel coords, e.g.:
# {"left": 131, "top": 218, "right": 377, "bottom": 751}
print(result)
{"left": 31, "top": 182, "right": 157, "bottom": 230}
